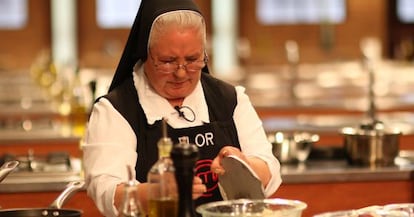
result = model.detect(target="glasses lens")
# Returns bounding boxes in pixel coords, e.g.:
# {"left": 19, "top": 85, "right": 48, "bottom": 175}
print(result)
{"left": 156, "top": 61, "right": 205, "bottom": 74}
{"left": 186, "top": 60, "right": 205, "bottom": 72}
{"left": 157, "top": 63, "right": 175, "bottom": 74}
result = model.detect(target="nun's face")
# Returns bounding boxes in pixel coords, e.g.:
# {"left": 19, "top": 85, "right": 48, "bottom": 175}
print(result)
{"left": 144, "top": 25, "right": 205, "bottom": 105}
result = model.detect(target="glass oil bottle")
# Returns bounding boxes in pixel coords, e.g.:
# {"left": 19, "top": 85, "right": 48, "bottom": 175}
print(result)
{"left": 147, "top": 119, "right": 178, "bottom": 217}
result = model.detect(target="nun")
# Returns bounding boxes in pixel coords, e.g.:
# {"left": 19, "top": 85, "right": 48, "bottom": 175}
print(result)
{"left": 82, "top": 0, "right": 282, "bottom": 216}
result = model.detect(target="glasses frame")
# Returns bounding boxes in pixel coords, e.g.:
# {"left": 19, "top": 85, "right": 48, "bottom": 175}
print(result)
{"left": 149, "top": 49, "right": 208, "bottom": 74}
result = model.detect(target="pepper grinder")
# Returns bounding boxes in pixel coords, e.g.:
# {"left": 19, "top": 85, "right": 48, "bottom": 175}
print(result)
{"left": 170, "top": 139, "right": 199, "bottom": 217}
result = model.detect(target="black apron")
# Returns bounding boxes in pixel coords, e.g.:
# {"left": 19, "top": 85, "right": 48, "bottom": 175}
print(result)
{"left": 104, "top": 73, "right": 240, "bottom": 206}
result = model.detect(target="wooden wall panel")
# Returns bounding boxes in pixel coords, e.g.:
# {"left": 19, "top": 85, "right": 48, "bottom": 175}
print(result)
{"left": 0, "top": 0, "right": 398, "bottom": 70}
{"left": 77, "top": 0, "right": 212, "bottom": 69}
{"left": 239, "top": 0, "right": 388, "bottom": 65}
{"left": 77, "top": 1, "right": 129, "bottom": 69}
{"left": 0, "top": 0, "right": 51, "bottom": 70}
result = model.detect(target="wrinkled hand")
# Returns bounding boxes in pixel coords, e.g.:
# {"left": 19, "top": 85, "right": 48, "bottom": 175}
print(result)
{"left": 210, "top": 146, "right": 249, "bottom": 175}
{"left": 192, "top": 176, "right": 206, "bottom": 199}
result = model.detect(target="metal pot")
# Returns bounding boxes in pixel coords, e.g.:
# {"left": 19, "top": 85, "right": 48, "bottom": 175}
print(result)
{"left": 342, "top": 121, "right": 401, "bottom": 167}
{"left": 269, "top": 132, "right": 319, "bottom": 164}
{"left": 196, "top": 198, "right": 307, "bottom": 217}
{"left": 0, "top": 181, "right": 84, "bottom": 217}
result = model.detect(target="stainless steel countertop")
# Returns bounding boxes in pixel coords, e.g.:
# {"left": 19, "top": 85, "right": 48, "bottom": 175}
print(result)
{"left": 243, "top": 61, "right": 414, "bottom": 110}
{"left": 281, "top": 160, "right": 414, "bottom": 184}
{"left": 262, "top": 112, "right": 414, "bottom": 135}
{"left": 0, "top": 171, "right": 83, "bottom": 193}
{"left": 0, "top": 158, "right": 83, "bottom": 193}
{"left": 0, "top": 129, "right": 80, "bottom": 145}
{"left": 0, "top": 118, "right": 80, "bottom": 145}
{"left": 1, "top": 158, "right": 413, "bottom": 193}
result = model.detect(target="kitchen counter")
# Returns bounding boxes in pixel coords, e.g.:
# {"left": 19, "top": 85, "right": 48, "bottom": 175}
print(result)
{"left": 0, "top": 158, "right": 83, "bottom": 193}
{"left": 1, "top": 155, "right": 413, "bottom": 193}
{"left": 0, "top": 127, "right": 80, "bottom": 145}
{"left": 0, "top": 164, "right": 101, "bottom": 216}
{"left": 275, "top": 157, "right": 414, "bottom": 217}
{"left": 0, "top": 121, "right": 83, "bottom": 158}
{"left": 273, "top": 151, "right": 414, "bottom": 217}
{"left": 0, "top": 171, "right": 83, "bottom": 193}
{"left": 243, "top": 61, "right": 414, "bottom": 112}
{"left": 261, "top": 112, "right": 414, "bottom": 150}
{"left": 262, "top": 112, "right": 414, "bottom": 135}
{"left": 281, "top": 159, "right": 414, "bottom": 184}
{"left": 1, "top": 158, "right": 412, "bottom": 217}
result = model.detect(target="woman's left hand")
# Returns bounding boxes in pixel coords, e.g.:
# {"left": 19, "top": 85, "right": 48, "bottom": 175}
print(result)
{"left": 210, "top": 146, "right": 249, "bottom": 175}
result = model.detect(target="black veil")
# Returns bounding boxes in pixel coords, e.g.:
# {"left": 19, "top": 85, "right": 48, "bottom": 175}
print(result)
{"left": 108, "top": 0, "right": 208, "bottom": 92}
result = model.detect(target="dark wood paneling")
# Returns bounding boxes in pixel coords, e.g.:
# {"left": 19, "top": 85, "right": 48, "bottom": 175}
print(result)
{"left": 387, "top": 0, "right": 414, "bottom": 60}
{"left": 272, "top": 180, "right": 414, "bottom": 217}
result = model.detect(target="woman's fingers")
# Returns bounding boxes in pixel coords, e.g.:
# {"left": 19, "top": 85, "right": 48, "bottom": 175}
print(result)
{"left": 210, "top": 155, "right": 225, "bottom": 175}
{"left": 192, "top": 176, "right": 206, "bottom": 199}
{"left": 211, "top": 146, "right": 244, "bottom": 175}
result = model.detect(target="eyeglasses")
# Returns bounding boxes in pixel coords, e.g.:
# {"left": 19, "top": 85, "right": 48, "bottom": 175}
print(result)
{"left": 149, "top": 50, "right": 208, "bottom": 74}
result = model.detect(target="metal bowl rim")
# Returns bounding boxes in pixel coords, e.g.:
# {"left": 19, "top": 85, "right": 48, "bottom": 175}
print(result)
{"left": 384, "top": 203, "right": 414, "bottom": 210}
{"left": 196, "top": 198, "right": 307, "bottom": 216}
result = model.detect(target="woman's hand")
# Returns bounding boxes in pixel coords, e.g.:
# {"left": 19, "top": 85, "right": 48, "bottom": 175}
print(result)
{"left": 210, "top": 146, "right": 271, "bottom": 187}
{"left": 210, "top": 146, "right": 248, "bottom": 175}
{"left": 192, "top": 176, "right": 206, "bottom": 199}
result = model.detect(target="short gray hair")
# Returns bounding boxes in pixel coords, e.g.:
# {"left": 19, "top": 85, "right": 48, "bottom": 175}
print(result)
{"left": 148, "top": 10, "right": 206, "bottom": 49}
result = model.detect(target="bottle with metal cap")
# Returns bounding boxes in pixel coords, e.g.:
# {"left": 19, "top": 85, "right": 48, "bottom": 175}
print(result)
{"left": 147, "top": 119, "right": 178, "bottom": 217}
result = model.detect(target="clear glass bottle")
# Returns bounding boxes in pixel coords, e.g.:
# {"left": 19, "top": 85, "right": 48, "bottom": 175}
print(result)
{"left": 118, "top": 165, "right": 141, "bottom": 217}
{"left": 147, "top": 119, "right": 178, "bottom": 217}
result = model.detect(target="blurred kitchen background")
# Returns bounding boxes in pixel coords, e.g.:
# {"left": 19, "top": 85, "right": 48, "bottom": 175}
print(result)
{"left": 0, "top": 0, "right": 414, "bottom": 216}
{"left": 2, "top": 0, "right": 414, "bottom": 146}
